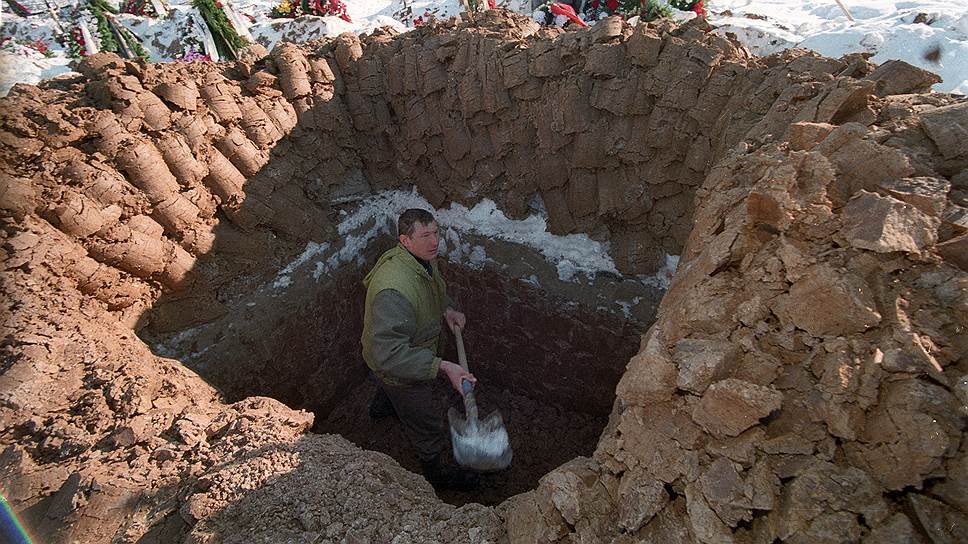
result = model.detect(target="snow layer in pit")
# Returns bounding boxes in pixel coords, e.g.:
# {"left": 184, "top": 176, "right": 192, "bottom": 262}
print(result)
{"left": 713, "top": 0, "right": 968, "bottom": 94}
{"left": 161, "top": 190, "right": 672, "bottom": 356}
{"left": 268, "top": 189, "right": 677, "bottom": 297}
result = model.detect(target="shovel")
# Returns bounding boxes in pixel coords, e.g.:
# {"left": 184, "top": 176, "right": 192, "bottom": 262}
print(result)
{"left": 447, "top": 327, "right": 513, "bottom": 472}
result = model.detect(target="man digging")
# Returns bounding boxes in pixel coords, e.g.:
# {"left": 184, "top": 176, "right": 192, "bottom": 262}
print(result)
{"left": 361, "top": 208, "right": 480, "bottom": 490}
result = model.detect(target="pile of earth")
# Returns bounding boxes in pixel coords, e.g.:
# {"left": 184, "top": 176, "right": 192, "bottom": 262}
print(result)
{"left": 1, "top": 9, "right": 966, "bottom": 543}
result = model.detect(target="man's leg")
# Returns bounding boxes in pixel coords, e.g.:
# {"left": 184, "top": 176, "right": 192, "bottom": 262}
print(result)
{"left": 380, "top": 380, "right": 445, "bottom": 464}
{"left": 381, "top": 380, "right": 478, "bottom": 490}
{"left": 368, "top": 383, "right": 396, "bottom": 420}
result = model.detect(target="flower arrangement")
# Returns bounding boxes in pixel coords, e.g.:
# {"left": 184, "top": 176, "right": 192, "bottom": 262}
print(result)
{"left": 28, "top": 38, "right": 54, "bottom": 57}
{"left": 413, "top": 10, "right": 432, "bottom": 26}
{"left": 62, "top": 0, "right": 150, "bottom": 60}
{"left": 581, "top": 0, "right": 640, "bottom": 21}
{"left": 533, "top": 0, "right": 706, "bottom": 26}
{"left": 65, "top": 25, "right": 88, "bottom": 57}
{"left": 315, "top": 0, "right": 351, "bottom": 21}
{"left": 173, "top": 16, "right": 214, "bottom": 62}
{"left": 178, "top": 47, "right": 213, "bottom": 62}
{"left": 121, "top": 0, "right": 159, "bottom": 17}
{"left": 533, "top": 0, "right": 586, "bottom": 27}
{"left": 0, "top": 37, "right": 56, "bottom": 57}
{"left": 393, "top": 0, "right": 434, "bottom": 27}
{"left": 668, "top": 0, "right": 706, "bottom": 18}
{"left": 269, "top": 0, "right": 296, "bottom": 17}
{"left": 193, "top": 0, "right": 248, "bottom": 59}
{"left": 269, "top": 0, "right": 351, "bottom": 22}
{"left": 641, "top": 0, "right": 673, "bottom": 21}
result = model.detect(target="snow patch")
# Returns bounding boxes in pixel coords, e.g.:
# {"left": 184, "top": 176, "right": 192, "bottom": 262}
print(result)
{"left": 639, "top": 254, "right": 679, "bottom": 290}
{"left": 615, "top": 296, "right": 642, "bottom": 319}
{"left": 712, "top": 0, "right": 968, "bottom": 94}
{"left": 272, "top": 241, "right": 331, "bottom": 289}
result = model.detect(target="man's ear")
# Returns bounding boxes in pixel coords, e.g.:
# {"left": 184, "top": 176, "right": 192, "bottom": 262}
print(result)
{"left": 399, "top": 234, "right": 408, "bottom": 245}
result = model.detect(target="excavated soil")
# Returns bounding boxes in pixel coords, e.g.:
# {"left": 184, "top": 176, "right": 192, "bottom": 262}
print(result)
{"left": 2, "top": 9, "right": 968, "bottom": 544}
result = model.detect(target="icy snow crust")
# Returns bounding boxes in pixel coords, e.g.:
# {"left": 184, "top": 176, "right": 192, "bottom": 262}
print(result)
{"left": 2, "top": 1, "right": 967, "bottom": 95}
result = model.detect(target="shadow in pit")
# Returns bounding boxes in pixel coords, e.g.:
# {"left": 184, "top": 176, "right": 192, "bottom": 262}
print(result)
{"left": 318, "top": 259, "right": 645, "bottom": 506}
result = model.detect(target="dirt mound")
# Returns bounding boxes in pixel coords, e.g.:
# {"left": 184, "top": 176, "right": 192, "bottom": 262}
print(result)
{"left": 506, "top": 124, "right": 968, "bottom": 542}
{"left": 1, "top": 9, "right": 966, "bottom": 543}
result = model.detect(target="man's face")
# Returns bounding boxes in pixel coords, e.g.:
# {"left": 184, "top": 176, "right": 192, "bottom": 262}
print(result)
{"left": 400, "top": 221, "right": 439, "bottom": 261}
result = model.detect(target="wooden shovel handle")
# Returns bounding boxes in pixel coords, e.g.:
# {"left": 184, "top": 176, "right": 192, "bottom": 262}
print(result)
{"left": 453, "top": 327, "right": 479, "bottom": 422}
{"left": 454, "top": 326, "right": 469, "bottom": 372}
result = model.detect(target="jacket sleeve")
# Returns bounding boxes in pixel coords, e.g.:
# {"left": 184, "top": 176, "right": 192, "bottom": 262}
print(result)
{"left": 369, "top": 289, "right": 442, "bottom": 382}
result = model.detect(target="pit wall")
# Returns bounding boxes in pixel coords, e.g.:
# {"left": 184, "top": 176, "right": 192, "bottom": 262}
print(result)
{"left": 1, "top": 9, "right": 967, "bottom": 544}
{"left": 1, "top": 10, "right": 933, "bottom": 337}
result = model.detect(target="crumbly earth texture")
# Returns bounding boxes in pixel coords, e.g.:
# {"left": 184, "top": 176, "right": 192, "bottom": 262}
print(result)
{"left": 1, "top": 9, "right": 967, "bottom": 544}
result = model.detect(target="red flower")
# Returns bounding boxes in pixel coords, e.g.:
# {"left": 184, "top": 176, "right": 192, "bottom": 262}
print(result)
{"left": 605, "top": 0, "right": 618, "bottom": 9}
{"left": 692, "top": 0, "right": 707, "bottom": 18}
{"left": 487, "top": 0, "right": 495, "bottom": 7}
{"left": 591, "top": 0, "right": 598, "bottom": 7}
{"left": 414, "top": 16, "right": 423, "bottom": 26}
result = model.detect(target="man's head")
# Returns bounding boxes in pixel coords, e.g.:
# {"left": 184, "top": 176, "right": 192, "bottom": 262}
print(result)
{"left": 398, "top": 208, "right": 439, "bottom": 261}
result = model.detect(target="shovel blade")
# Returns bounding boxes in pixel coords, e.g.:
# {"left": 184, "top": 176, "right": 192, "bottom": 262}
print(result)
{"left": 448, "top": 408, "right": 513, "bottom": 472}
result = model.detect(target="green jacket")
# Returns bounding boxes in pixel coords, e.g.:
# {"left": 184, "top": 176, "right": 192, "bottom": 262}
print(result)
{"left": 361, "top": 244, "right": 452, "bottom": 384}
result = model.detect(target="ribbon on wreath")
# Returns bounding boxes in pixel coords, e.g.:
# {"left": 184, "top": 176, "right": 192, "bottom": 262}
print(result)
{"left": 549, "top": 2, "right": 586, "bottom": 27}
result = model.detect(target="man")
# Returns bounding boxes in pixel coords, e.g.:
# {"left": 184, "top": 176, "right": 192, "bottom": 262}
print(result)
{"left": 361, "top": 208, "right": 479, "bottom": 489}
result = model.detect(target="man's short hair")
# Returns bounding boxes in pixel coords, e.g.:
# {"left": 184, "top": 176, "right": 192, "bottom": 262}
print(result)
{"left": 398, "top": 208, "right": 436, "bottom": 237}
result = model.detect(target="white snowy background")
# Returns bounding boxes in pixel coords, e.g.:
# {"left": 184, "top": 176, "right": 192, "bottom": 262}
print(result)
{"left": 1, "top": 0, "right": 967, "bottom": 95}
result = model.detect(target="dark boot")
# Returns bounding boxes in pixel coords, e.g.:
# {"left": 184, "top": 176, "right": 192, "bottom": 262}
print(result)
{"left": 368, "top": 386, "right": 396, "bottom": 420}
{"left": 420, "top": 456, "right": 480, "bottom": 491}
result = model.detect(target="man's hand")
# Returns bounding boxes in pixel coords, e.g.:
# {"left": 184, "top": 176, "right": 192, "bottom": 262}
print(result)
{"left": 439, "top": 360, "right": 476, "bottom": 394}
{"left": 444, "top": 308, "right": 466, "bottom": 333}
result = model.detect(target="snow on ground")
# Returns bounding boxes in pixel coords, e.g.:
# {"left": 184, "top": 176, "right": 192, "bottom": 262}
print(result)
{"left": 0, "top": 39, "right": 72, "bottom": 91}
{"left": 713, "top": 0, "right": 968, "bottom": 95}
{"left": 2, "top": 1, "right": 967, "bottom": 95}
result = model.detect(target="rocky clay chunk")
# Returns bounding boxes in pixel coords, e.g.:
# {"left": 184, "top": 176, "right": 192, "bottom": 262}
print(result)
{"left": 691, "top": 379, "right": 783, "bottom": 438}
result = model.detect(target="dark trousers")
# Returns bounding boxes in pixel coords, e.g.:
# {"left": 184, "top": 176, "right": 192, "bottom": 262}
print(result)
{"left": 373, "top": 380, "right": 445, "bottom": 464}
